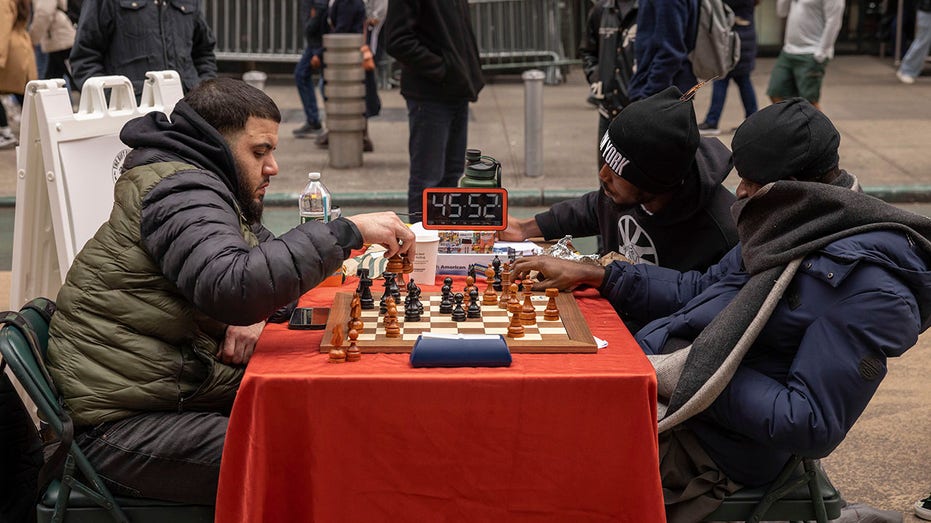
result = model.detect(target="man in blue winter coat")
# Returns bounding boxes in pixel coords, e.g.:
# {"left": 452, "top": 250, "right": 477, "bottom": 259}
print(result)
{"left": 513, "top": 99, "right": 931, "bottom": 522}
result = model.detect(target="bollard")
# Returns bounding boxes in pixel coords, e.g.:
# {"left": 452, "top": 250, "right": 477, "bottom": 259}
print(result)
{"left": 522, "top": 69, "right": 546, "bottom": 178}
{"left": 242, "top": 70, "right": 267, "bottom": 91}
{"left": 323, "top": 33, "right": 366, "bottom": 169}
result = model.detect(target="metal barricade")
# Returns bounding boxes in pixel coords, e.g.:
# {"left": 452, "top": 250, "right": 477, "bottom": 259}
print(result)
{"left": 205, "top": 0, "right": 303, "bottom": 62}
{"left": 204, "top": 0, "right": 579, "bottom": 82}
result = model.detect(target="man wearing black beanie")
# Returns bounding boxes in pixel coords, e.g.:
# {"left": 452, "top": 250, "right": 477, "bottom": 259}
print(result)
{"left": 518, "top": 98, "right": 931, "bottom": 522}
{"left": 502, "top": 87, "right": 737, "bottom": 326}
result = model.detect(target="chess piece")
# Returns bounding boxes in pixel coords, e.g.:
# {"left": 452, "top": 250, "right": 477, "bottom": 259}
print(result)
{"left": 387, "top": 253, "right": 404, "bottom": 284}
{"left": 507, "top": 283, "right": 521, "bottom": 313}
{"left": 467, "top": 289, "right": 482, "bottom": 319}
{"left": 507, "top": 308, "right": 525, "bottom": 338}
{"left": 359, "top": 272, "right": 374, "bottom": 309}
{"left": 492, "top": 255, "right": 502, "bottom": 291}
{"left": 451, "top": 293, "right": 466, "bottom": 322}
{"left": 464, "top": 275, "right": 475, "bottom": 297}
{"left": 384, "top": 272, "right": 401, "bottom": 302}
{"left": 404, "top": 294, "right": 422, "bottom": 322}
{"left": 412, "top": 287, "right": 424, "bottom": 315}
{"left": 520, "top": 288, "right": 536, "bottom": 325}
{"left": 328, "top": 325, "right": 346, "bottom": 363}
{"left": 483, "top": 266, "right": 498, "bottom": 305}
{"left": 544, "top": 288, "right": 560, "bottom": 321}
{"left": 347, "top": 294, "right": 364, "bottom": 334}
{"left": 407, "top": 277, "right": 417, "bottom": 296}
{"left": 346, "top": 328, "right": 361, "bottom": 362}
{"left": 498, "top": 265, "right": 511, "bottom": 309}
{"left": 439, "top": 284, "right": 453, "bottom": 314}
{"left": 401, "top": 252, "right": 414, "bottom": 281}
{"left": 443, "top": 276, "right": 454, "bottom": 288}
{"left": 384, "top": 297, "right": 401, "bottom": 338}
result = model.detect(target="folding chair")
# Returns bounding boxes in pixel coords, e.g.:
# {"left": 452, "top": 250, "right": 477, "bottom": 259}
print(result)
{"left": 703, "top": 454, "right": 844, "bottom": 523}
{"left": 0, "top": 299, "right": 215, "bottom": 523}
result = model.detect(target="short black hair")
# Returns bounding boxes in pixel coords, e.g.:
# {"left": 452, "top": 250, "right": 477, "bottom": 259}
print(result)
{"left": 184, "top": 77, "right": 281, "bottom": 136}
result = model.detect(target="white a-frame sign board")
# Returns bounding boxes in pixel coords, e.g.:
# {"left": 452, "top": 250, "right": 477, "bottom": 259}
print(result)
{"left": 11, "top": 71, "right": 184, "bottom": 309}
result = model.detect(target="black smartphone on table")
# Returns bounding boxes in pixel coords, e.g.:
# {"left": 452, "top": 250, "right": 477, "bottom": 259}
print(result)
{"left": 288, "top": 307, "right": 330, "bottom": 330}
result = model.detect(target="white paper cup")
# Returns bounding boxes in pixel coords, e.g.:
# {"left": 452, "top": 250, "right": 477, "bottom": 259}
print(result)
{"left": 409, "top": 222, "right": 440, "bottom": 285}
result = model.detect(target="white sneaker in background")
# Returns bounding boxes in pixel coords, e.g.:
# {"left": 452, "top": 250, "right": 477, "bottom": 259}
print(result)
{"left": 897, "top": 71, "right": 916, "bottom": 84}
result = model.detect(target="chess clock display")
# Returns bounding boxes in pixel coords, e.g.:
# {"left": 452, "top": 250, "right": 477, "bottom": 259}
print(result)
{"left": 421, "top": 188, "right": 508, "bottom": 231}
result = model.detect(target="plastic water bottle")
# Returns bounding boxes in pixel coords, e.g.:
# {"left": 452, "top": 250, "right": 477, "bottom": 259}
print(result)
{"left": 299, "top": 172, "right": 331, "bottom": 223}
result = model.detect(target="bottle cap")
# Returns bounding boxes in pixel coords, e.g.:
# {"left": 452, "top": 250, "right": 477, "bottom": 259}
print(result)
{"left": 308, "top": 172, "right": 321, "bottom": 180}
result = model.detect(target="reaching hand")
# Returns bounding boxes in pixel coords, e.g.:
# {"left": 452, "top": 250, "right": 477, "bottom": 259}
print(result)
{"left": 510, "top": 256, "right": 606, "bottom": 292}
{"left": 218, "top": 321, "right": 266, "bottom": 365}
{"left": 497, "top": 216, "right": 541, "bottom": 242}
{"left": 348, "top": 212, "right": 416, "bottom": 259}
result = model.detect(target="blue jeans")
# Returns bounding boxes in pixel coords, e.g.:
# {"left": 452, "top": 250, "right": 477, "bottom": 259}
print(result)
{"left": 703, "top": 74, "right": 758, "bottom": 126}
{"left": 295, "top": 46, "right": 321, "bottom": 126}
{"left": 900, "top": 10, "right": 931, "bottom": 78}
{"left": 405, "top": 98, "right": 470, "bottom": 216}
{"left": 77, "top": 411, "right": 227, "bottom": 505}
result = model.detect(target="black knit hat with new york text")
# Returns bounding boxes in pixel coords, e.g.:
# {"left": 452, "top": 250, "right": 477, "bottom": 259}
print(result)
{"left": 600, "top": 86, "right": 700, "bottom": 194}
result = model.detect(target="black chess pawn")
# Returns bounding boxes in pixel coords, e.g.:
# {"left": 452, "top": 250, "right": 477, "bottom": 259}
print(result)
{"left": 451, "top": 293, "right": 466, "bottom": 322}
{"left": 384, "top": 272, "right": 401, "bottom": 302}
{"left": 492, "top": 255, "right": 502, "bottom": 291}
{"left": 379, "top": 291, "right": 389, "bottom": 315}
{"left": 404, "top": 296, "right": 421, "bottom": 322}
{"left": 413, "top": 287, "right": 424, "bottom": 315}
{"left": 439, "top": 284, "right": 453, "bottom": 314}
{"left": 443, "top": 276, "right": 453, "bottom": 290}
{"left": 467, "top": 289, "right": 482, "bottom": 319}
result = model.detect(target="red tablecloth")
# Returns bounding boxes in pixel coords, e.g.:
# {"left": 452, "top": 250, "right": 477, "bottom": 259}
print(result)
{"left": 216, "top": 278, "right": 665, "bottom": 522}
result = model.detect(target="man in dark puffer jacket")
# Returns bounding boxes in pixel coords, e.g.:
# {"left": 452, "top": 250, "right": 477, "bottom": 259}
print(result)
{"left": 46, "top": 78, "right": 415, "bottom": 505}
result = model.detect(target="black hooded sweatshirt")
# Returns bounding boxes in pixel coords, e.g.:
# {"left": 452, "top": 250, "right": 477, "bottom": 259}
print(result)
{"left": 535, "top": 137, "right": 737, "bottom": 273}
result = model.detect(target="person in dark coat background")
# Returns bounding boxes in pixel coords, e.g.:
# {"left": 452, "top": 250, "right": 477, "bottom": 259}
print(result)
{"left": 69, "top": 0, "right": 216, "bottom": 97}
{"left": 293, "top": 0, "right": 328, "bottom": 138}
{"left": 698, "top": 0, "right": 759, "bottom": 135}
{"left": 626, "top": 0, "right": 697, "bottom": 102}
{"left": 384, "top": 0, "right": 485, "bottom": 217}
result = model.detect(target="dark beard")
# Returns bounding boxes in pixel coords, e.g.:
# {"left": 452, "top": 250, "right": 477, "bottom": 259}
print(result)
{"left": 236, "top": 168, "right": 264, "bottom": 224}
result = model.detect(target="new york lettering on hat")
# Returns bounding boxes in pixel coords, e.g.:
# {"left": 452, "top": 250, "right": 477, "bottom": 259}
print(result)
{"left": 600, "top": 86, "right": 701, "bottom": 194}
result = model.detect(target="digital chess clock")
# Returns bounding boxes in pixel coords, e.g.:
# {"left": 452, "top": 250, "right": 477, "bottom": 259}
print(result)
{"left": 421, "top": 188, "right": 508, "bottom": 231}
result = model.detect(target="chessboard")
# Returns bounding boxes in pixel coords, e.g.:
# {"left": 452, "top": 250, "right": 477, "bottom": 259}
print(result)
{"left": 320, "top": 291, "right": 598, "bottom": 354}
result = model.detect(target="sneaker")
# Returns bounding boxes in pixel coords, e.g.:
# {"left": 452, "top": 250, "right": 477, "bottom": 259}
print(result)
{"left": 916, "top": 494, "right": 931, "bottom": 520}
{"left": 897, "top": 71, "right": 916, "bottom": 84}
{"left": 698, "top": 122, "right": 720, "bottom": 136}
{"left": 315, "top": 130, "right": 329, "bottom": 148}
{"left": 293, "top": 121, "right": 322, "bottom": 138}
{"left": 0, "top": 133, "right": 17, "bottom": 150}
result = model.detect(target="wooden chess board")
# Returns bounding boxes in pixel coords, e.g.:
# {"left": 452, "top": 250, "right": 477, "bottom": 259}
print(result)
{"left": 320, "top": 291, "right": 598, "bottom": 354}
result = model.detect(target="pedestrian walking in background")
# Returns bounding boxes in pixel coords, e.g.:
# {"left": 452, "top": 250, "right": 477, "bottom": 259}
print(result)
{"left": 626, "top": 0, "right": 697, "bottom": 102}
{"left": 766, "top": 0, "right": 844, "bottom": 110}
{"left": 896, "top": 0, "right": 931, "bottom": 83}
{"left": 69, "top": 0, "right": 216, "bottom": 98}
{"left": 578, "top": 0, "right": 638, "bottom": 169}
{"left": 28, "top": 0, "right": 75, "bottom": 86}
{"left": 293, "top": 0, "right": 327, "bottom": 138}
{"left": 385, "top": 0, "right": 485, "bottom": 217}
{"left": 0, "top": 0, "right": 38, "bottom": 148}
{"left": 698, "top": 0, "right": 759, "bottom": 136}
